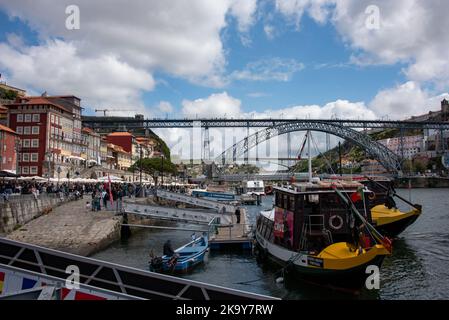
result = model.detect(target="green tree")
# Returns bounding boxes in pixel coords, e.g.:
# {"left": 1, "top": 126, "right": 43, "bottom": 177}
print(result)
{"left": 129, "top": 157, "right": 177, "bottom": 182}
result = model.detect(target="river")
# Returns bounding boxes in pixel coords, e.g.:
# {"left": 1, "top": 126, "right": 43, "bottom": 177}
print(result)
{"left": 92, "top": 188, "right": 449, "bottom": 299}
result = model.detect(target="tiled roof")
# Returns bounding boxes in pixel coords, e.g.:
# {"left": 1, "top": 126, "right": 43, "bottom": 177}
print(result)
{"left": 107, "top": 132, "right": 133, "bottom": 137}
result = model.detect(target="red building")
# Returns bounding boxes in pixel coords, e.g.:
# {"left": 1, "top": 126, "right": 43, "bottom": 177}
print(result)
{"left": 0, "top": 124, "right": 19, "bottom": 173}
{"left": 6, "top": 95, "right": 83, "bottom": 177}
{"left": 106, "top": 132, "right": 134, "bottom": 153}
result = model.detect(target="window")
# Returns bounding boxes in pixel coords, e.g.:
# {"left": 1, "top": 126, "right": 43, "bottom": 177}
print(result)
{"left": 32, "top": 126, "right": 39, "bottom": 134}
{"left": 22, "top": 153, "right": 30, "bottom": 162}
{"left": 24, "top": 127, "right": 31, "bottom": 134}
{"left": 30, "top": 166, "right": 38, "bottom": 174}
{"left": 24, "top": 114, "right": 32, "bottom": 122}
{"left": 32, "top": 114, "right": 40, "bottom": 122}
{"left": 50, "top": 114, "right": 54, "bottom": 123}
{"left": 22, "top": 139, "right": 30, "bottom": 148}
{"left": 22, "top": 166, "right": 29, "bottom": 174}
{"left": 16, "top": 127, "right": 23, "bottom": 134}
{"left": 17, "top": 153, "right": 21, "bottom": 161}
{"left": 17, "top": 114, "right": 23, "bottom": 122}
{"left": 289, "top": 197, "right": 295, "bottom": 211}
{"left": 31, "top": 139, "right": 39, "bottom": 148}
{"left": 31, "top": 153, "right": 38, "bottom": 162}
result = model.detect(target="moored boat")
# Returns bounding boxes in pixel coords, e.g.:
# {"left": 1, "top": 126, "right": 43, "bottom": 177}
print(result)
{"left": 254, "top": 180, "right": 393, "bottom": 288}
{"left": 358, "top": 177, "right": 422, "bottom": 237}
{"left": 149, "top": 234, "right": 208, "bottom": 274}
{"left": 328, "top": 176, "right": 423, "bottom": 238}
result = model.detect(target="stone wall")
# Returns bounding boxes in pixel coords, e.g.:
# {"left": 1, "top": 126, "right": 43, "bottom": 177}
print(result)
{"left": 0, "top": 195, "right": 69, "bottom": 234}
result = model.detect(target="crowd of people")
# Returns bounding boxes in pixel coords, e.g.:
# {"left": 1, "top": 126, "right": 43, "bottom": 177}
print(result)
{"left": 0, "top": 179, "right": 158, "bottom": 205}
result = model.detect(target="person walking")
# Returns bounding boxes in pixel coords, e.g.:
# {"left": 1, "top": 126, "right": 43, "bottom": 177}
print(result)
{"left": 235, "top": 207, "right": 241, "bottom": 224}
{"left": 102, "top": 190, "right": 108, "bottom": 210}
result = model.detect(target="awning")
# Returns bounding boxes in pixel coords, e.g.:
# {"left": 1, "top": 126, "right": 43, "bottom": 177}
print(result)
{"left": 68, "top": 156, "right": 86, "bottom": 161}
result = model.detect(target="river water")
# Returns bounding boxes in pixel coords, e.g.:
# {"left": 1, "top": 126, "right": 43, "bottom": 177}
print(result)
{"left": 92, "top": 188, "right": 449, "bottom": 299}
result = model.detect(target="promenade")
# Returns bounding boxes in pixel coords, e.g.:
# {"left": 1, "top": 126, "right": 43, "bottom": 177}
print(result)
{"left": 6, "top": 197, "right": 121, "bottom": 256}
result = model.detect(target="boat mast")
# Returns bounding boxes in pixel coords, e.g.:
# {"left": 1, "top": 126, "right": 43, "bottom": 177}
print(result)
{"left": 307, "top": 130, "right": 312, "bottom": 182}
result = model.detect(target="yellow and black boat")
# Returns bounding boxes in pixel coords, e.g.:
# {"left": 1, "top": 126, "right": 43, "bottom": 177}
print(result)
{"left": 359, "top": 177, "right": 422, "bottom": 238}
{"left": 255, "top": 180, "right": 392, "bottom": 288}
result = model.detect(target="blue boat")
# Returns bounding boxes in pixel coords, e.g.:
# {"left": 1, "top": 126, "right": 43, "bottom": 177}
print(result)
{"left": 191, "top": 189, "right": 236, "bottom": 200}
{"left": 149, "top": 235, "right": 208, "bottom": 274}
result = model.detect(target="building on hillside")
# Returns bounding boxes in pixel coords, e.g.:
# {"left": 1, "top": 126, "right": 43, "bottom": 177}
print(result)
{"left": 108, "top": 143, "right": 132, "bottom": 170}
{"left": 5, "top": 95, "right": 84, "bottom": 177}
{"left": 81, "top": 127, "right": 101, "bottom": 167}
{"left": 0, "top": 81, "right": 27, "bottom": 105}
{"left": 378, "top": 135, "right": 423, "bottom": 159}
{"left": 361, "top": 159, "right": 388, "bottom": 175}
{"left": 135, "top": 136, "right": 157, "bottom": 158}
{"left": 0, "top": 105, "right": 8, "bottom": 126}
{"left": 0, "top": 124, "right": 19, "bottom": 173}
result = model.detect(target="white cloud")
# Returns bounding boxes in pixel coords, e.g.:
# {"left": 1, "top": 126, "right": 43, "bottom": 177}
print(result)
{"left": 0, "top": 39, "right": 154, "bottom": 114}
{"left": 0, "top": 0, "right": 258, "bottom": 108}
{"left": 157, "top": 101, "right": 174, "bottom": 114}
{"left": 274, "top": 0, "right": 449, "bottom": 88}
{"left": 370, "top": 81, "right": 449, "bottom": 120}
{"left": 182, "top": 92, "right": 242, "bottom": 118}
{"left": 263, "top": 24, "right": 276, "bottom": 40}
{"left": 231, "top": 57, "right": 305, "bottom": 82}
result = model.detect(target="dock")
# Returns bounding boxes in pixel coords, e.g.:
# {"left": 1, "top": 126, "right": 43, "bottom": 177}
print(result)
{"left": 0, "top": 238, "right": 276, "bottom": 300}
{"left": 209, "top": 208, "right": 253, "bottom": 251}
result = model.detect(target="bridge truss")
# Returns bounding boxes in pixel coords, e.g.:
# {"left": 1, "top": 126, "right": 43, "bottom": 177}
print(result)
{"left": 215, "top": 121, "right": 403, "bottom": 174}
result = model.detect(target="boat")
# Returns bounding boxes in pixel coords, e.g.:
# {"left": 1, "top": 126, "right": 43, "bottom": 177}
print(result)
{"left": 264, "top": 185, "right": 274, "bottom": 195}
{"left": 149, "top": 234, "right": 208, "bottom": 274}
{"left": 326, "top": 176, "right": 423, "bottom": 238}
{"left": 254, "top": 181, "right": 392, "bottom": 288}
{"left": 245, "top": 180, "right": 265, "bottom": 196}
{"left": 254, "top": 131, "right": 392, "bottom": 288}
{"left": 355, "top": 176, "right": 422, "bottom": 237}
{"left": 190, "top": 189, "right": 236, "bottom": 201}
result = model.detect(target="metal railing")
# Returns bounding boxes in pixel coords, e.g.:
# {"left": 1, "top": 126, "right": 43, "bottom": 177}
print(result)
{"left": 0, "top": 238, "right": 276, "bottom": 300}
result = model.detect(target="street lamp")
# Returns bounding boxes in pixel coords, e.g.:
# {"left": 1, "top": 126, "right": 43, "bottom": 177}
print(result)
{"left": 45, "top": 152, "right": 52, "bottom": 183}
{"left": 161, "top": 153, "right": 165, "bottom": 187}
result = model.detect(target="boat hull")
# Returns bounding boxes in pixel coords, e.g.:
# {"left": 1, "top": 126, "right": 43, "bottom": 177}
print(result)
{"left": 254, "top": 232, "right": 388, "bottom": 289}
{"left": 374, "top": 213, "right": 420, "bottom": 238}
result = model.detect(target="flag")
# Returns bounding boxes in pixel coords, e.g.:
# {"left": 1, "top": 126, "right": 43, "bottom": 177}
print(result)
{"left": 0, "top": 272, "right": 5, "bottom": 294}
{"left": 108, "top": 173, "right": 114, "bottom": 206}
{"left": 350, "top": 187, "right": 364, "bottom": 203}
{"left": 382, "top": 237, "right": 393, "bottom": 253}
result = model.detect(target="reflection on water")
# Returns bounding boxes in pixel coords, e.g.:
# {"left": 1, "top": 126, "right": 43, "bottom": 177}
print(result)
{"left": 92, "top": 188, "right": 449, "bottom": 299}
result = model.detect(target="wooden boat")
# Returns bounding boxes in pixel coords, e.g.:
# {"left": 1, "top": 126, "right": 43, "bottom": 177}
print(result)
{"left": 254, "top": 180, "right": 392, "bottom": 288}
{"left": 356, "top": 177, "right": 422, "bottom": 237}
{"left": 327, "top": 176, "right": 423, "bottom": 237}
{"left": 149, "top": 235, "right": 208, "bottom": 274}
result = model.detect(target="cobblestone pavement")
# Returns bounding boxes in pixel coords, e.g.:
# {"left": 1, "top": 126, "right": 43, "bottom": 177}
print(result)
{"left": 6, "top": 197, "right": 121, "bottom": 256}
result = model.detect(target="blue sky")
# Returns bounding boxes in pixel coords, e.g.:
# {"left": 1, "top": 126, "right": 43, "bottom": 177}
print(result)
{"left": 0, "top": 0, "right": 448, "bottom": 122}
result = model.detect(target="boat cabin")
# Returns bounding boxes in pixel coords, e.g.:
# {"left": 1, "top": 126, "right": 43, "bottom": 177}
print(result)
{"left": 256, "top": 181, "right": 373, "bottom": 255}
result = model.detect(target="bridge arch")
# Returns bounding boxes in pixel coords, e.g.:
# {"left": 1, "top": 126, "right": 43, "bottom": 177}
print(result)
{"left": 215, "top": 121, "right": 402, "bottom": 174}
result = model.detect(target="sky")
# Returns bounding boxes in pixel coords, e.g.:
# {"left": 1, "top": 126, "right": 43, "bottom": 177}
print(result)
{"left": 1, "top": 0, "right": 448, "bottom": 163}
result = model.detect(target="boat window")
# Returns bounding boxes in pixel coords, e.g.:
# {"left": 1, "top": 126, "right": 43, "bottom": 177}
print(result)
{"left": 275, "top": 193, "right": 280, "bottom": 207}
{"left": 262, "top": 219, "right": 270, "bottom": 238}
{"left": 289, "top": 196, "right": 295, "bottom": 211}
{"left": 283, "top": 194, "right": 288, "bottom": 210}
{"left": 260, "top": 217, "right": 267, "bottom": 236}
{"left": 308, "top": 194, "right": 319, "bottom": 204}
